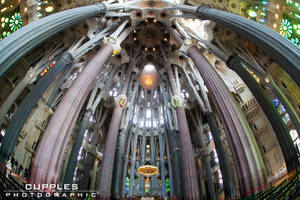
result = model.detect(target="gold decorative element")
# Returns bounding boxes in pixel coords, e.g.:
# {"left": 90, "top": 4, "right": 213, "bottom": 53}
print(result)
{"left": 138, "top": 165, "right": 158, "bottom": 177}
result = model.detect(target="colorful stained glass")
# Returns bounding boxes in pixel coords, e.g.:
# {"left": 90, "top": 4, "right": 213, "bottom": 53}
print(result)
{"left": 280, "top": 19, "right": 293, "bottom": 38}
{"left": 273, "top": 98, "right": 280, "bottom": 108}
{"left": 166, "top": 177, "right": 170, "bottom": 192}
{"left": 248, "top": 9, "right": 257, "bottom": 18}
{"left": 9, "top": 13, "right": 22, "bottom": 32}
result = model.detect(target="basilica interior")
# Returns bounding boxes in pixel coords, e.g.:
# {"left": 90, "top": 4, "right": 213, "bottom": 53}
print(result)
{"left": 0, "top": 0, "right": 300, "bottom": 199}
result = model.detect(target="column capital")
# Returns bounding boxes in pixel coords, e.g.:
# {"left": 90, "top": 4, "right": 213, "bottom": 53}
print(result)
{"left": 195, "top": 6, "right": 210, "bottom": 20}
{"left": 95, "top": 3, "right": 107, "bottom": 16}
{"left": 115, "top": 94, "right": 127, "bottom": 108}
{"left": 171, "top": 95, "right": 183, "bottom": 109}
{"left": 225, "top": 54, "right": 241, "bottom": 70}
{"left": 25, "top": 67, "right": 38, "bottom": 84}
{"left": 261, "top": 75, "right": 274, "bottom": 89}
{"left": 103, "top": 36, "right": 121, "bottom": 56}
{"left": 179, "top": 39, "right": 194, "bottom": 58}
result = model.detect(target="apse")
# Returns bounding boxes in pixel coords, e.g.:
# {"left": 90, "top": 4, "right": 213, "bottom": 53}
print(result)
{"left": 140, "top": 63, "right": 158, "bottom": 90}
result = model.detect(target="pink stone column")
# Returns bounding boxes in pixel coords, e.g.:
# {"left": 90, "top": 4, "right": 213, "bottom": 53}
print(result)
{"left": 30, "top": 44, "right": 113, "bottom": 186}
{"left": 188, "top": 46, "right": 258, "bottom": 196}
{"left": 97, "top": 64, "right": 134, "bottom": 199}
{"left": 166, "top": 62, "right": 200, "bottom": 199}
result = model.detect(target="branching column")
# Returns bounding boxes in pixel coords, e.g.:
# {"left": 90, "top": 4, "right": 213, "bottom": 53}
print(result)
{"left": 227, "top": 55, "right": 299, "bottom": 172}
{"left": 0, "top": 52, "right": 73, "bottom": 163}
{"left": 165, "top": 61, "right": 200, "bottom": 198}
{"left": 157, "top": 91, "right": 167, "bottom": 197}
{"left": 194, "top": 6, "right": 300, "bottom": 87}
{"left": 160, "top": 82, "right": 183, "bottom": 199}
{"left": 188, "top": 46, "right": 264, "bottom": 196}
{"left": 183, "top": 64, "right": 235, "bottom": 199}
{"left": 98, "top": 62, "right": 136, "bottom": 198}
{"left": 64, "top": 65, "right": 116, "bottom": 185}
{"left": 0, "top": 3, "right": 107, "bottom": 78}
{"left": 112, "top": 75, "right": 139, "bottom": 198}
{"left": 30, "top": 44, "right": 113, "bottom": 186}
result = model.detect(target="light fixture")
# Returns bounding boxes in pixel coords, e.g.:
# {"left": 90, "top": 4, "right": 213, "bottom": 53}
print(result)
{"left": 248, "top": 9, "right": 257, "bottom": 18}
{"left": 264, "top": 77, "right": 270, "bottom": 83}
{"left": 45, "top": 5, "right": 54, "bottom": 13}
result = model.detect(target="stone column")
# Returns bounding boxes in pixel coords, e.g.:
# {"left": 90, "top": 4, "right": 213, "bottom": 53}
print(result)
{"left": 165, "top": 61, "right": 200, "bottom": 199}
{"left": 195, "top": 6, "right": 300, "bottom": 87}
{"left": 160, "top": 83, "right": 183, "bottom": 199}
{"left": 63, "top": 65, "right": 116, "bottom": 185}
{"left": 63, "top": 110, "right": 92, "bottom": 185}
{"left": 268, "top": 80, "right": 300, "bottom": 136}
{"left": 149, "top": 91, "right": 156, "bottom": 196}
{"left": 157, "top": 92, "right": 167, "bottom": 198}
{"left": 183, "top": 66, "right": 233, "bottom": 199}
{"left": 30, "top": 44, "right": 113, "bottom": 186}
{"left": 112, "top": 77, "right": 139, "bottom": 198}
{"left": 227, "top": 55, "right": 299, "bottom": 172}
{"left": 165, "top": 127, "right": 174, "bottom": 198}
{"left": 188, "top": 46, "right": 262, "bottom": 196}
{"left": 98, "top": 63, "right": 135, "bottom": 198}
{"left": 205, "top": 111, "right": 235, "bottom": 199}
{"left": 0, "top": 57, "right": 60, "bottom": 129}
{"left": 121, "top": 127, "right": 133, "bottom": 197}
{"left": 90, "top": 157, "right": 100, "bottom": 190}
{"left": 138, "top": 89, "right": 147, "bottom": 196}
{"left": 0, "top": 3, "right": 107, "bottom": 78}
{"left": 0, "top": 52, "right": 73, "bottom": 163}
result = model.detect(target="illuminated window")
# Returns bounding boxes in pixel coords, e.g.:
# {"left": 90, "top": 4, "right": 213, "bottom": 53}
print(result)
{"left": 166, "top": 177, "right": 170, "bottom": 192}
{"left": 1, "top": 5, "right": 22, "bottom": 39}
{"left": 290, "top": 130, "right": 300, "bottom": 154}
{"left": 280, "top": 19, "right": 293, "bottom": 38}
{"left": 9, "top": 13, "right": 22, "bottom": 32}
{"left": 273, "top": 98, "right": 280, "bottom": 108}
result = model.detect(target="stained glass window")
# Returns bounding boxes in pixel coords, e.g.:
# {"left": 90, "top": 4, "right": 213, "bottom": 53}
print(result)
{"left": 246, "top": 0, "right": 269, "bottom": 24}
{"left": 0, "top": 5, "right": 22, "bottom": 40}
{"left": 280, "top": 19, "right": 293, "bottom": 38}
{"left": 166, "top": 177, "right": 170, "bottom": 192}
{"left": 9, "top": 12, "right": 21, "bottom": 31}
{"left": 125, "top": 177, "right": 130, "bottom": 192}
{"left": 281, "top": 1, "right": 300, "bottom": 48}
{"left": 273, "top": 98, "right": 280, "bottom": 108}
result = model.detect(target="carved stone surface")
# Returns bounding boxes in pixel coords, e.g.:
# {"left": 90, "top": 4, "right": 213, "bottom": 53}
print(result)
{"left": 195, "top": 6, "right": 300, "bottom": 87}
